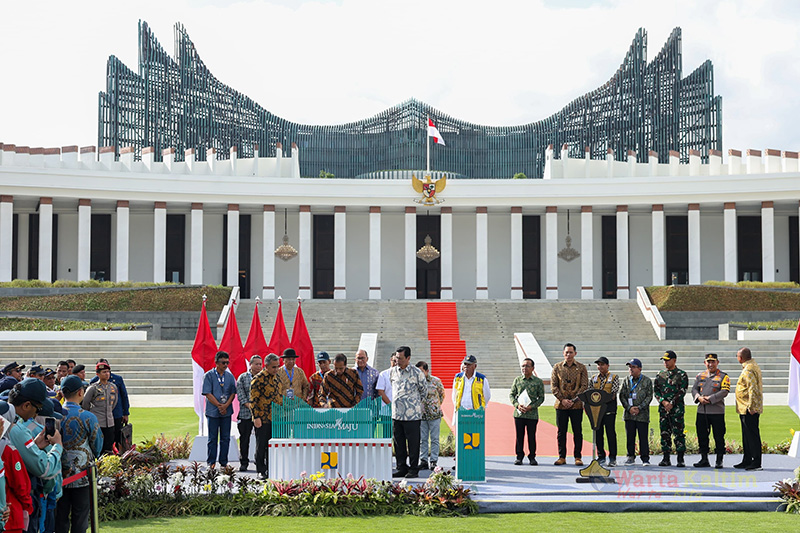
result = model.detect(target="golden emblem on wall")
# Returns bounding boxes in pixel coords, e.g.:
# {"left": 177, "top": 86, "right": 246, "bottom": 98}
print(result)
{"left": 412, "top": 174, "right": 446, "bottom": 205}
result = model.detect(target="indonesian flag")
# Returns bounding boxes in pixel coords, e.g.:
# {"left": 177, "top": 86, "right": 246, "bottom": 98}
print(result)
{"left": 268, "top": 299, "right": 290, "bottom": 358}
{"left": 428, "top": 118, "right": 446, "bottom": 146}
{"left": 219, "top": 304, "right": 246, "bottom": 379}
{"left": 243, "top": 300, "right": 268, "bottom": 366}
{"left": 191, "top": 300, "right": 218, "bottom": 427}
{"left": 789, "top": 319, "right": 800, "bottom": 418}
{"left": 290, "top": 301, "right": 315, "bottom": 378}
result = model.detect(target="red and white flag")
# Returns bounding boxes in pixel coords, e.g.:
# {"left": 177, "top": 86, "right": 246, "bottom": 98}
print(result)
{"left": 790, "top": 319, "right": 800, "bottom": 418}
{"left": 268, "top": 299, "right": 290, "bottom": 357}
{"left": 243, "top": 300, "right": 268, "bottom": 366}
{"left": 428, "top": 118, "right": 446, "bottom": 146}
{"left": 290, "top": 301, "right": 315, "bottom": 378}
{"left": 219, "top": 304, "right": 246, "bottom": 379}
{"left": 191, "top": 299, "right": 218, "bottom": 425}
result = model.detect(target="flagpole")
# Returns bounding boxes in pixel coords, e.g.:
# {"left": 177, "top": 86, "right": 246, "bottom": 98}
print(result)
{"left": 426, "top": 114, "right": 430, "bottom": 174}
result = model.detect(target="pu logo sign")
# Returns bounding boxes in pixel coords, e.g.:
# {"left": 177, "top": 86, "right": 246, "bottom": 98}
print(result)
{"left": 463, "top": 432, "right": 480, "bottom": 450}
{"left": 321, "top": 451, "right": 338, "bottom": 470}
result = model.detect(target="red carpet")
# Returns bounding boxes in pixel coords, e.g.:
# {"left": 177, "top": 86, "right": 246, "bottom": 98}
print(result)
{"left": 442, "top": 392, "right": 593, "bottom": 457}
{"left": 426, "top": 302, "right": 466, "bottom": 387}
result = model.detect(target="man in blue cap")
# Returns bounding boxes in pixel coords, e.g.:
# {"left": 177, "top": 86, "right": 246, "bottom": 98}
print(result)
{"left": 7, "top": 378, "right": 63, "bottom": 532}
{"left": 619, "top": 358, "right": 653, "bottom": 466}
{"left": 56, "top": 375, "right": 102, "bottom": 533}
{"left": 307, "top": 352, "right": 331, "bottom": 407}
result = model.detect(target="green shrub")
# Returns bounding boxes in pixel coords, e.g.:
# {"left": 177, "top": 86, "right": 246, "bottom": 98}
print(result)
{"left": 705, "top": 280, "right": 800, "bottom": 289}
{"left": 647, "top": 285, "right": 800, "bottom": 311}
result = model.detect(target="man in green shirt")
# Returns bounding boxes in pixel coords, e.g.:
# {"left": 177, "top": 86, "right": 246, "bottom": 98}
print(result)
{"left": 509, "top": 358, "right": 544, "bottom": 465}
{"left": 619, "top": 358, "right": 653, "bottom": 466}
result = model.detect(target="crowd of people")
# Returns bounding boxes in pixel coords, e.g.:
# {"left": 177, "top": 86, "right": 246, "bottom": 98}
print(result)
{"left": 211, "top": 342, "right": 765, "bottom": 481}
{"left": 510, "top": 343, "right": 762, "bottom": 471}
{"left": 0, "top": 358, "right": 130, "bottom": 533}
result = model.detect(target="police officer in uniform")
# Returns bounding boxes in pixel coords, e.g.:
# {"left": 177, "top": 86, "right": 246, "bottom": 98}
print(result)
{"left": 691, "top": 353, "right": 730, "bottom": 468}
{"left": 654, "top": 350, "right": 688, "bottom": 467}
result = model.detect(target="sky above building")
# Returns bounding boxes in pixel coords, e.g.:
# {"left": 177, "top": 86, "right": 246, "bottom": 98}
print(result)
{"left": 1, "top": 0, "right": 798, "bottom": 159}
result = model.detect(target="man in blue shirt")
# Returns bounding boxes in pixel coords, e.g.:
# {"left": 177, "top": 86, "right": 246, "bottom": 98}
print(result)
{"left": 89, "top": 358, "right": 130, "bottom": 450}
{"left": 56, "top": 375, "right": 102, "bottom": 533}
{"left": 202, "top": 351, "right": 236, "bottom": 468}
{"left": 354, "top": 350, "right": 379, "bottom": 400}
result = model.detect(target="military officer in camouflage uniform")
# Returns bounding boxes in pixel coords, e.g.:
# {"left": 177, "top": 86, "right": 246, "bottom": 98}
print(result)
{"left": 654, "top": 350, "right": 689, "bottom": 467}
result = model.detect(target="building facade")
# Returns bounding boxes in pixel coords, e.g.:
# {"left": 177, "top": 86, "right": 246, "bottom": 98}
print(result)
{"left": 98, "top": 22, "right": 721, "bottom": 179}
{"left": 1, "top": 142, "right": 798, "bottom": 300}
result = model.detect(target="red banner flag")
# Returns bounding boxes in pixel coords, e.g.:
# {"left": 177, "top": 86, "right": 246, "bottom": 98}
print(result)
{"left": 243, "top": 301, "right": 268, "bottom": 365}
{"left": 191, "top": 299, "right": 218, "bottom": 419}
{"left": 219, "top": 304, "right": 246, "bottom": 379}
{"left": 290, "top": 300, "right": 315, "bottom": 377}
{"left": 268, "top": 299, "right": 290, "bottom": 357}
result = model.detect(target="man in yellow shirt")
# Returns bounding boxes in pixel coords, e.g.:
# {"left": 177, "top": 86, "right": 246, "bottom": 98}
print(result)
{"left": 734, "top": 347, "right": 763, "bottom": 471}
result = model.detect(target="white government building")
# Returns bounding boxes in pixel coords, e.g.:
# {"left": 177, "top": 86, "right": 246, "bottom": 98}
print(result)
{"left": 0, "top": 142, "right": 799, "bottom": 301}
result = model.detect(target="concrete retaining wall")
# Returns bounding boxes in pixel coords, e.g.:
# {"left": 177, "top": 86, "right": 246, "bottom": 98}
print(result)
{"left": 663, "top": 311, "right": 800, "bottom": 339}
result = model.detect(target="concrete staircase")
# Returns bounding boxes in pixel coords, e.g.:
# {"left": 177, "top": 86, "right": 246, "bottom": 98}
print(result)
{"left": 458, "top": 300, "right": 657, "bottom": 390}
{"left": 233, "top": 299, "right": 429, "bottom": 370}
{"left": 0, "top": 340, "right": 194, "bottom": 394}
{"left": 536, "top": 339, "right": 792, "bottom": 394}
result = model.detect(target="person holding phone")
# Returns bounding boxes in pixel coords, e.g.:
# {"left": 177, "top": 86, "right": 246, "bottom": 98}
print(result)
{"left": 57, "top": 375, "right": 103, "bottom": 533}
{"left": 82, "top": 362, "right": 118, "bottom": 454}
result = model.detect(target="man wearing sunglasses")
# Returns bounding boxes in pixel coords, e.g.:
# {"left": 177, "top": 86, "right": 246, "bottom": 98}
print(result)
{"left": 202, "top": 351, "right": 236, "bottom": 468}
{"left": 7, "top": 378, "right": 63, "bottom": 532}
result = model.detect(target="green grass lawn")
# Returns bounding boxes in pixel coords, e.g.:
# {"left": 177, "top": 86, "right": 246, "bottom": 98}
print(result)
{"left": 128, "top": 406, "right": 797, "bottom": 449}
{"left": 101, "top": 512, "right": 798, "bottom": 532}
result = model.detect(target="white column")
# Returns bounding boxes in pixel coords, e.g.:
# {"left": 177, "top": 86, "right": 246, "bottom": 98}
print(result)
{"left": 616, "top": 206, "right": 629, "bottom": 299}
{"left": 226, "top": 204, "right": 239, "bottom": 287}
{"left": 762, "top": 201, "right": 775, "bottom": 282}
{"left": 0, "top": 196, "right": 12, "bottom": 281}
{"left": 652, "top": 205, "right": 665, "bottom": 286}
{"left": 115, "top": 201, "right": 129, "bottom": 282}
{"left": 262, "top": 205, "right": 275, "bottom": 299}
{"left": 545, "top": 206, "right": 558, "bottom": 299}
{"left": 153, "top": 202, "right": 167, "bottom": 283}
{"left": 475, "top": 207, "right": 488, "bottom": 299}
{"left": 580, "top": 206, "right": 593, "bottom": 299}
{"left": 298, "top": 206, "right": 312, "bottom": 299}
{"left": 369, "top": 207, "right": 382, "bottom": 299}
{"left": 38, "top": 198, "right": 53, "bottom": 282}
{"left": 77, "top": 199, "right": 91, "bottom": 281}
{"left": 510, "top": 207, "right": 522, "bottom": 299}
{"left": 334, "top": 206, "right": 346, "bottom": 299}
{"left": 440, "top": 207, "right": 453, "bottom": 299}
{"left": 190, "top": 203, "right": 204, "bottom": 285}
{"left": 404, "top": 207, "right": 416, "bottom": 299}
{"left": 723, "top": 202, "right": 737, "bottom": 282}
{"left": 688, "top": 204, "right": 701, "bottom": 285}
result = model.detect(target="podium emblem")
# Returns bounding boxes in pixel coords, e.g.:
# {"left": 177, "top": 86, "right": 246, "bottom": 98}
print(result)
{"left": 321, "top": 451, "right": 338, "bottom": 469}
{"left": 463, "top": 432, "right": 481, "bottom": 450}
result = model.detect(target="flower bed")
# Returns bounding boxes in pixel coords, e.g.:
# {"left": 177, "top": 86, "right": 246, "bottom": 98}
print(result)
{"left": 97, "top": 455, "right": 477, "bottom": 521}
{"left": 775, "top": 466, "right": 800, "bottom": 513}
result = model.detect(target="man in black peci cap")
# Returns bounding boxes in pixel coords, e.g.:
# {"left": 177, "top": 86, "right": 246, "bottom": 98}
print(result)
{"left": 0, "top": 362, "right": 25, "bottom": 393}
{"left": 588, "top": 356, "right": 620, "bottom": 466}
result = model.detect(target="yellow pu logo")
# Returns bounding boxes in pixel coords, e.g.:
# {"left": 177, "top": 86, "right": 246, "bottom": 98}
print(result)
{"left": 463, "top": 432, "right": 480, "bottom": 450}
{"left": 321, "top": 451, "right": 338, "bottom": 469}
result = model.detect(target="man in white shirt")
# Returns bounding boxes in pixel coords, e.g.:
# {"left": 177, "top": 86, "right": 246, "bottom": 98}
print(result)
{"left": 376, "top": 353, "right": 397, "bottom": 405}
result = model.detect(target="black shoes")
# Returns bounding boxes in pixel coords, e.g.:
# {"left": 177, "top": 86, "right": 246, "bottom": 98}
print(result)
{"left": 658, "top": 454, "right": 671, "bottom": 467}
{"left": 392, "top": 470, "right": 408, "bottom": 478}
{"left": 529, "top": 457, "right": 538, "bottom": 466}
{"left": 405, "top": 470, "right": 419, "bottom": 478}
{"left": 676, "top": 453, "right": 685, "bottom": 468}
{"left": 733, "top": 462, "right": 751, "bottom": 469}
{"left": 514, "top": 459, "right": 523, "bottom": 465}
{"left": 693, "top": 455, "right": 711, "bottom": 468}
{"left": 239, "top": 464, "right": 248, "bottom": 472}
{"left": 419, "top": 461, "right": 429, "bottom": 470}
{"left": 745, "top": 465, "right": 762, "bottom": 471}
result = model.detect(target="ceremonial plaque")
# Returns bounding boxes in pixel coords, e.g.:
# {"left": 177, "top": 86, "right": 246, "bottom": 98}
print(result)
{"left": 575, "top": 389, "right": 616, "bottom": 484}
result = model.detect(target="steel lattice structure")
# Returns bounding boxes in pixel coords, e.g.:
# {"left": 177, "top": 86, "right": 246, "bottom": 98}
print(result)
{"left": 98, "top": 23, "right": 722, "bottom": 178}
